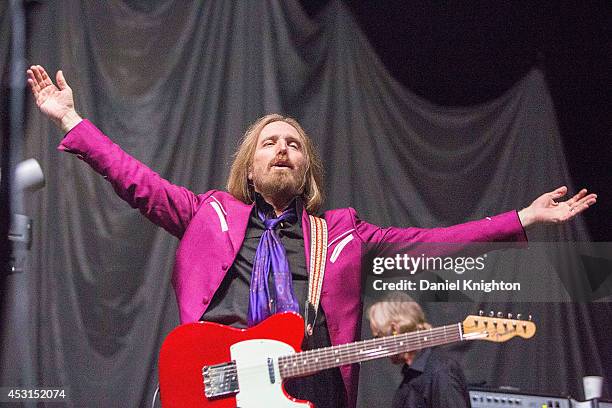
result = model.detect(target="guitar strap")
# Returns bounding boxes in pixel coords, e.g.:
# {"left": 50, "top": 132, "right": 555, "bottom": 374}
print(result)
{"left": 305, "top": 214, "right": 328, "bottom": 337}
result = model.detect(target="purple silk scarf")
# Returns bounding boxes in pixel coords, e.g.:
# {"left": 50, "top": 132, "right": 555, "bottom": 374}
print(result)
{"left": 247, "top": 207, "right": 300, "bottom": 326}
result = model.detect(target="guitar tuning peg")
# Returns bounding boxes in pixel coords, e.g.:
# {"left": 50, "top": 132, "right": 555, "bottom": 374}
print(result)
{"left": 479, "top": 310, "right": 484, "bottom": 316}
{"left": 528, "top": 315, "right": 532, "bottom": 321}
{"left": 516, "top": 313, "right": 522, "bottom": 320}
{"left": 489, "top": 311, "right": 495, "bottom": 317}
{"left": 508, "top": 313, "right": 513, "bottom": 319}
{"left": 497, "top": 312, "right": 503, "bottom": 318}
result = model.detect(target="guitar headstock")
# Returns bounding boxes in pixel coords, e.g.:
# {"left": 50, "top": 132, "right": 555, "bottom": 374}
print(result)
{"left": 462, "top": 311, "right": 536, "bottom": 342}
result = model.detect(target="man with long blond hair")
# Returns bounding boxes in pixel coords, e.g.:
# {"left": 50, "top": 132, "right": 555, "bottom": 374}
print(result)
{"left": 27, "top": 65, "right": 596, "bottom": 408}
{"left": 369, "top": 294, "right": 470, "bottom": 408}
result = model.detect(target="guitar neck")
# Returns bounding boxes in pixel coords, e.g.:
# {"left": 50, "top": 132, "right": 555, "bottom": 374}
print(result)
{"left": 278, "top": 323, "right": 463, "bottom": 379}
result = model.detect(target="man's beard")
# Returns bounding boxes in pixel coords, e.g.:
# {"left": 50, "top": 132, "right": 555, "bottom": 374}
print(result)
{"left": 252, "top": 168, "right": 304, "bottom": 202}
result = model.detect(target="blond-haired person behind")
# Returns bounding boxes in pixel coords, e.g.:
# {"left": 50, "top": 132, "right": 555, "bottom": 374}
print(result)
{"left": 368, "top": 294, "right": 471, "bottom": 408}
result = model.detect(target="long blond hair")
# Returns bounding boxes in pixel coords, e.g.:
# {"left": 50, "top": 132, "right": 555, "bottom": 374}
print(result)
{"left": 368, "top": 293, "right": 432, "bottom": 336}
{"left": 227, "top": 114, "right": 325, "bottom": 214}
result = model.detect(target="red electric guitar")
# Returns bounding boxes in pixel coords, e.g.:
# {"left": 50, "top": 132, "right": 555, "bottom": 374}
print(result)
{"left": 158, "top": 312, "right": 536, "bottom": 407}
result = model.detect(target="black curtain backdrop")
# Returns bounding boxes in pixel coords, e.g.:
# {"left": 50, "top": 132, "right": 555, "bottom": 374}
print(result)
{"left": 0, "top": 1, "right": 610, "bottom": 407}
{"left": 339, "top": 0, "right": 612, "bottom": 243}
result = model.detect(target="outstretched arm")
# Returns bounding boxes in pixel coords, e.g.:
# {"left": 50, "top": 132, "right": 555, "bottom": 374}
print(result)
{"left": 26, "top": 65, "right": 206, "bottom": 238}
{"left": 352, "top": 186, "right": 596, "bottom": 248}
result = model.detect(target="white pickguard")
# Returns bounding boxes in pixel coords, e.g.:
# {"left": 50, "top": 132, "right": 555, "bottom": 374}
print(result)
{"left": 231, "top": 339, "right": 311, "bottom": 407}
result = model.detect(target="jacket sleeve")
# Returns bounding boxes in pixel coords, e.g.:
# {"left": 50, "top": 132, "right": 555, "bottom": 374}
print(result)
{"left": 58, "top": 119, "right": 211, "bottom": 238}
{"left": 351, "top": 207, "right": 527, "bottom": 255}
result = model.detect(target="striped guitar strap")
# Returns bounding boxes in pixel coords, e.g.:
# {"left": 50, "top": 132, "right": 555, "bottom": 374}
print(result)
{"left": 305, "top": 214, "right": 328, "bottom": 336}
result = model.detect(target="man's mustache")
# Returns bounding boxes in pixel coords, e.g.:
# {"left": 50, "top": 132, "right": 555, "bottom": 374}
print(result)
{"left": 269, "top": 156, "right": 293, "bottom": 168}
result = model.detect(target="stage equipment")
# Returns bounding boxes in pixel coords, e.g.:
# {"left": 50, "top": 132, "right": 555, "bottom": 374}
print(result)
{"left": 470, "top": 388, "right": 571, "bottom": 408}
{"left": 469, "top": 387, "right": 611, "bottom": 408}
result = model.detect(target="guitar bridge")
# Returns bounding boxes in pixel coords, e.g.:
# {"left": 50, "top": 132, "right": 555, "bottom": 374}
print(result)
{"left": 202, "top": 361, "right": 239, "bottom": 398}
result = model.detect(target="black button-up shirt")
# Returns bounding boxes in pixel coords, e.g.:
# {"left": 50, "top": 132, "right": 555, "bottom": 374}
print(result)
{"left": 200, "top": 195, "right": 346, "bottom": 408}
{"left": 392, "top": 348, "right": 471, "bottom": 408}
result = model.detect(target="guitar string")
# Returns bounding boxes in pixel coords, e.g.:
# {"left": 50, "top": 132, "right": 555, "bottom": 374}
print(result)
{"left": 282, "top": 321, "right": 521, "bottom": 369}
{"left": 279, "top": 333, "right": 464, "bottom": 378}
{"left": 212, "top": 326, "right": 461, "bottom": 377}
{"left": 204, "top": 323, "right": 521, "bottom": 381}
{"left": 204, "top": 325, "right": 469, "bottom": 381}
{"left": 207, "top": 334, "right": 465, "bottom": 384}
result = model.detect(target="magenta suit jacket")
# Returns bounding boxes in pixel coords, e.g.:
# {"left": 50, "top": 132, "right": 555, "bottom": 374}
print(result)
{"left": 59, "top": 119, "right": 527, "bottom": 408}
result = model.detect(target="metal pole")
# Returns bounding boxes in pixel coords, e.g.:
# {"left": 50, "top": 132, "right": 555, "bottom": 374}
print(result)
{"left": 4, "top": 2, "right": 37, "bottom": 406}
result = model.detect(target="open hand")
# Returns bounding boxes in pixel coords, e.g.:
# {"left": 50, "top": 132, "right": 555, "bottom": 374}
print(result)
{"left": 518, "top": 186, "right": 597, "bottom": 228}
{"left": 26, "top": 65, "right": 82, "bottom": 132}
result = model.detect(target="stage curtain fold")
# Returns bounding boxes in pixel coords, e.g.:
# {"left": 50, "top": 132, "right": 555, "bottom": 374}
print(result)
{"left": 0, "top": 1, "right": 608, "bottom": 406}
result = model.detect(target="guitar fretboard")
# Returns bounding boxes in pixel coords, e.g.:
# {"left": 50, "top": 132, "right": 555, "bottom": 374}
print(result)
{"left": 277, "top": 323, "right": 463, "bottom": 379}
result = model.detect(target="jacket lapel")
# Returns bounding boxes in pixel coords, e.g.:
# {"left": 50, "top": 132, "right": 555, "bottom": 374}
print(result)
{"left": 225, "top": 199, "right": 255, "bottom": 255}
